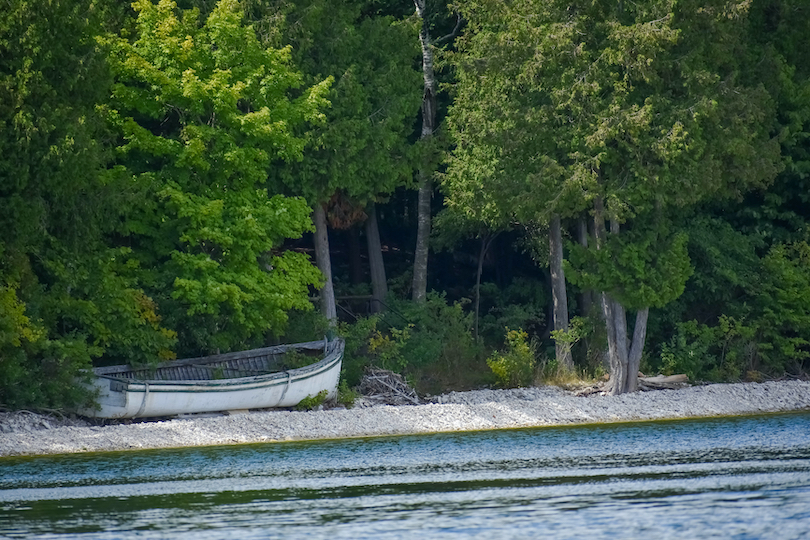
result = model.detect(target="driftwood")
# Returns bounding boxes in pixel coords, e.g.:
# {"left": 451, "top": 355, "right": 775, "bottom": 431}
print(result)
{"left": 358, "top": 368, "right": 421, "bottom": 406}
{"left": 573, "top": 374, "right": 690, "bottom": 396}
{"left": 572, "top": 384, "right": 605, "bottom": 397}
{"left": 638, "top": 374, "right": 689, "bottom": 391}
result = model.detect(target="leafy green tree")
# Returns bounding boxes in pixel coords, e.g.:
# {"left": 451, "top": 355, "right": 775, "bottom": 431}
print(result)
{"left": 752, "top": 241, "right": 810, "bottom": 373}
{"left": 648, "top": 225, "right": 809, "bottom": 381}
{"left": 104, "top": 0, "right": 329, "bottom": 355}
{"left": 447, "top": 0, "right": 781, "bottom": 393}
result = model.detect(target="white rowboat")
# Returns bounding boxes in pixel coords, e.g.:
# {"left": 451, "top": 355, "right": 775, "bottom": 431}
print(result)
{"left": 78, "top": 338, "right": 344, "bottom": 419}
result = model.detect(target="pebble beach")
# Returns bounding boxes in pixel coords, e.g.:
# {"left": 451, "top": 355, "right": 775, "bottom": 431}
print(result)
{"left": 1, "top": 380, "right": 809, "bottom": 458}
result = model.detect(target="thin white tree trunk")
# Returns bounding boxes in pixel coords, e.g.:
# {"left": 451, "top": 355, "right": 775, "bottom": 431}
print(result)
{"left": 411, "top": 0, "right": 436, "bottom": 303}
{"left": 549, "top": 214, "right": 573, "bottom": 371}
{"left": 412, "top": 174, "right": 431, "bottom": 302}
{"left": 313, "top": 204, "right": 336, "bottom": 326}
{"left": 365, "top": 202, "right": 387, "bottom": 314}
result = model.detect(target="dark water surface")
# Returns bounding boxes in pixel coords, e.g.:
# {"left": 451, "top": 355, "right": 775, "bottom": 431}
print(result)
{"left": 2, "top": 412, "right": 810, "bottom": 539}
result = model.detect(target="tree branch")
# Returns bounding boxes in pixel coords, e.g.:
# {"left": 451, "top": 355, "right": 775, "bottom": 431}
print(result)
{"left": 435, "top": 13, "right": 465, "bottom": 46}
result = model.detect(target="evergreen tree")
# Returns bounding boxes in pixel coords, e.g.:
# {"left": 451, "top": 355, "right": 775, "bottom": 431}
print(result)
{"left": 447, "top": 0, "right": 781, "bottom": 392}
{"left": 258, "top": 0, "right": 422, "bottom": 319}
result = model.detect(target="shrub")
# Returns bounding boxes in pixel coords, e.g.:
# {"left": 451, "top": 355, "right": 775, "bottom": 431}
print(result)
{"left": 296, "top": 390, "right": 328, "bottom": 411}
{"left": 278, "top": 308, "right": 331, "bottom": 344}
{"left": 336, "top": 293, "right": 487, "bottom": 394}
{"left": 337, "top": 379, "right": 359, "bottom": 408}
{"left": 381, "top": 293, "right": 487, "bottom": 393}
{"left": 478, "top": 279, "right": 547, "bottom": 348}
{"left": 657, "top": 316, "right": 756, "bottom": 382}
{"left": 487, "top": 328, "right": 537, "bottom": 388}
{"left": 338, "top": 315, "right": 411, "bottom": 387}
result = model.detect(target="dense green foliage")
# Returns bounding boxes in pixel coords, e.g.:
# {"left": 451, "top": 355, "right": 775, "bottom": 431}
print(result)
{"left": 0, "top": 0, "right": 176, "bottom": 409}
{"left": 103, "top": 0, "right": 328, "bottom": 355}
{"left": 1, "top": 0, "right": 808, "bottom": 410}
{"left": 263, "top": 0, "right": 422, "bottom": 206}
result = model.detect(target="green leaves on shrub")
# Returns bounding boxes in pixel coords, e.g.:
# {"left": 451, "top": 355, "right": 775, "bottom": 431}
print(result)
{"left": 338, "top": 315, "right": 411, "bottom": 387}
{"left": 755, "top": 242, "right": 810, "bottom": 374}
{"left": 487, "top": 329, "right": 537, "bottom": 388}
{"left": 296, "top": 390, "right": 328, "bottom": 411}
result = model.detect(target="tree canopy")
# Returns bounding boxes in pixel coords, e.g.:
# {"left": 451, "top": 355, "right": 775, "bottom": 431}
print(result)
{"left": 1, "top": 0, "right": 808, "bottom": 410}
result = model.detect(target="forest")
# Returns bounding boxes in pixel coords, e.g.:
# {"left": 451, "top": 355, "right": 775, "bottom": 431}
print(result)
{"left": 1, "top": 0, "right": 808, "bottom": 411}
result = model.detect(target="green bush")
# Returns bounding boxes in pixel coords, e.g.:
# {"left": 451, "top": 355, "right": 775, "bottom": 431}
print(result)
{"left": 0, "top": 285, "right": 97, "bottom": 410}
{"left": 754, "top": 242, "right": 810, "bottom": 376}
{"left": 338, "top": 315, "right": 411, "bottom": 387}
{"left": 487, "top": 328, "right": 537, "bottom": 388}
{"left": 383, "top": 293, "right": 474, "bottom": 366}
{"left": 277, "top": 308, "right": 331, "bottom": 344}
{"left": 296, "top": 390, "right": 328, "bottom": 411}
{"left": 336, "top": 293, "right": 487, "bottom": 394}
{"left": 657, "top": 316, "right": 756, "bottom": 382}
{"left": 337, "top": 379, "right": 359, "bottom": 408}
{"left": 382, "top": 293, "right": 486, "bottom": 392}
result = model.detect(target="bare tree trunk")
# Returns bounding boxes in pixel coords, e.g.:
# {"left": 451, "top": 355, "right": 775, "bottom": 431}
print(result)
{"left": 602, "top": 293, "right": 625, "bottom": 395}
{"left": 365, "top": 202, "right": 387, "bottom": 314}
{"left": 411, "top": 0, "right": 437, "bottom": 303}
{"left": 474, "top": 233, "right": 496, "bottom": 341}
{"left": 549, "top": 214, "right": 573, "bottom": 371}
{"left": 624, "top": 307, "right": 650, "bottom": 393}
{"left": 594, "top": 197, "right": 625, "bottom": 394}
{"left": 313, "top": 204, "right": 336, "bottom": 326}
{"left": 576, "top": 215, "right": 593, "bottom": 316}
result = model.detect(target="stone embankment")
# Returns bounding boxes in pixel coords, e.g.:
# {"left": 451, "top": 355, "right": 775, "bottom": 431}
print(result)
{"left": 1, "top": 380, "right": 809, "bottom": 457}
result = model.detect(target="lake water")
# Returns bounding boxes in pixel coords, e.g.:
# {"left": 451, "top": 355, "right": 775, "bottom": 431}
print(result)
{"left": 2, "top": 412, "right": 810, "bottom": 539}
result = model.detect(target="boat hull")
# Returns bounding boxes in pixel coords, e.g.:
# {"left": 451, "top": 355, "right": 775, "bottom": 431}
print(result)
{"left": 78, "top": 339, "right": 344, "bottom": 419}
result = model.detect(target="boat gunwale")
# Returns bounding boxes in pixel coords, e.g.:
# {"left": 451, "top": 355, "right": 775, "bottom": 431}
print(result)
{"left": 105, "top": 353, "right": 343, "bottom": 393}
{"left": 92, "top": 338, "right": 343, "bottom": 387}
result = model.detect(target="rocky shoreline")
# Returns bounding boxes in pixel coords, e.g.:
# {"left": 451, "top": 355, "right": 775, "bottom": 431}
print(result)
{"left": 2, "top": 380, "right": 809, "bottom": 458}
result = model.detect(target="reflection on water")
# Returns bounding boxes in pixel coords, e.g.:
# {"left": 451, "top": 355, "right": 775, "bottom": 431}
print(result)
{"left": 1, "top": 413, "right": 810, "bottom": 539}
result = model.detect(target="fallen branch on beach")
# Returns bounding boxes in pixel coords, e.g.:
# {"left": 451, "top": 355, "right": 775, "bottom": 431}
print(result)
{"left": 573, "top": 374, "right": 690, "bottom": 396}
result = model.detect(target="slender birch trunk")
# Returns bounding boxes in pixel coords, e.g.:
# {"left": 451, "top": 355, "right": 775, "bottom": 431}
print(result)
{"left": 411, "top": 0, "right": 436, "bottom": 303}
{"left": 365, "top": 202, "right": 387, "bottom": 314}
{"left": 549, "top": 214, "right": 573, "bottom": 371}
{"left": 313, "top": 204, "right": 336, "bottom": 326}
